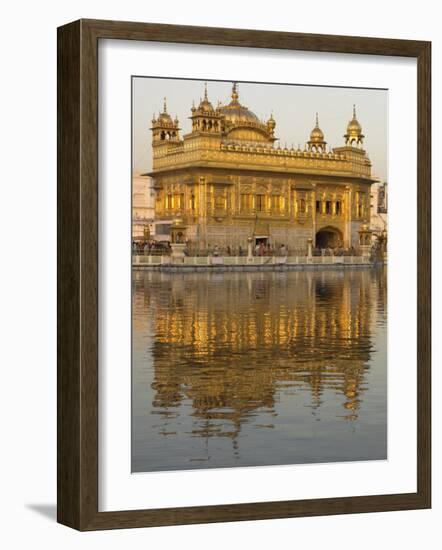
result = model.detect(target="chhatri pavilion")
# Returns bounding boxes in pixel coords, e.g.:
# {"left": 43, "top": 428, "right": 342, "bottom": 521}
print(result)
{"left": 148, "top": 83, "right": 375, "bottom": 252}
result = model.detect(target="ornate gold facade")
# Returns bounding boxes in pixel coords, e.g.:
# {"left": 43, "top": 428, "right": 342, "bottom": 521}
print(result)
{"left": 149, "top": 84, "right": 375, "bottom": 252}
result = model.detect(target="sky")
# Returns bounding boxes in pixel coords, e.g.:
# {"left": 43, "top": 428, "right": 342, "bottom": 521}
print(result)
{"left": 133, "top": 77, "right": 388, "bottom": 181}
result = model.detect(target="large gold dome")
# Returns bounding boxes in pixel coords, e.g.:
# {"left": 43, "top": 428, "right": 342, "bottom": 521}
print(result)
{"left": 219, "top": 83, "right": 260, "bottom": 125}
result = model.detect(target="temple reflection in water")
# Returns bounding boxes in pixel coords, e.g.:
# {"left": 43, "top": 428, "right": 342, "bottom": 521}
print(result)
{"left": 132, "top": 268, "right": 387, "bottom": 472}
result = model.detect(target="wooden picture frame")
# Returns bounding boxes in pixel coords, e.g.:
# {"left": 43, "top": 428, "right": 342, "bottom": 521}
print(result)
{"left": 57, "top": 18, "right": 431, "bottom": 530}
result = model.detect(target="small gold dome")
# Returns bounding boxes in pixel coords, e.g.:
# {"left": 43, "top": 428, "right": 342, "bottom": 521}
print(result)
{"left": 158, "top": 112, "right": 172, "bottom": 122}
{"left": 158, "top": 97, "right": 173, "bottom": 123}
{"left": 198, "top": 99, "right": 214, "bottom": 112}
{"left": 310, "top": 127, "right": 324, "bottom": 141}
{"left": 347, "top": 118, "right": 362, "bottom": 133}
{"left": 309, "top": 113, "right": 325, "bottom": 142}
{"left": 307, "top": 113, "right": 327, "bottom": 152}
{"left": 197, "top": 82, "right": 214, "bottom": 113}
{"left": 344, "top": 105, "right": 364, "bottom": 146}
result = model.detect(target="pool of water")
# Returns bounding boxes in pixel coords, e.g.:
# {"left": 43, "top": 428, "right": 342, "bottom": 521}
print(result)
{"left": 132, "top": 268, "right": 387, "bottom": 472}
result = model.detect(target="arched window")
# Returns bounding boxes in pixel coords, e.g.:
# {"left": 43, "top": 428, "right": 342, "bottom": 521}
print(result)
{"left": 240, "top": 194, "right": 252, "bottom": 212}
{"left": 215, "top": 194, "right": 225, "bottom": 210}
{"left": 255, "top": 194, "right": 266, "bottom": 212}
{"left": 271, "top": 195, "right": 282, "bottom": 213}
{"left": 300, "top": 198, "right": 306, "bottom": 213}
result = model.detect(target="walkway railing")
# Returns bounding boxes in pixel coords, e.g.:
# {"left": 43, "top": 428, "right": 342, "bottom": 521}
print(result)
{"left": 133, "top": 255, "right": 371, "bottom": 266}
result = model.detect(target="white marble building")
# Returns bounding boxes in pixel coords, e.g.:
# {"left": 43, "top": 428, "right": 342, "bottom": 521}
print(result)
{"left": 132, "top": 173, "right": 155, "bottom": 240}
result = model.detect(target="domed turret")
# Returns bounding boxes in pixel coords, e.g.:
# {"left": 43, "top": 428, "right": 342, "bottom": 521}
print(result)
{"left": 310, "top": 115, "right": 324, "bottom": 142}
{"left": 344, "top": 105, "right": 364, "bottom": 146}
{"left": 190, "top": 83, "right": 222, "bottom": 134}
{"left": 151, "top": 97, "right": 180, "bottom": 143}
{"left": 197, "top": 82, "right": 215, "bottom": 113}
{"left": 307, "top": 113, "right": 327, "bottom": 152}
{"left": 157, "top": 97, "right": 173, "bottom": 123}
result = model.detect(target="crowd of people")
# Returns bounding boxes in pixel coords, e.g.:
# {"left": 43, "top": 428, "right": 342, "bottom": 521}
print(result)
{"left": 312, "top": 246, "right": 358, "bottom": 257}
{"left": 188, "top": 243, "right": 288, "bottom": 257}
{"left": 132, "top": 239, "right": 363, "bottom": 258}
{"left": 132, "top": 240, "right": 171, "bottom": 255}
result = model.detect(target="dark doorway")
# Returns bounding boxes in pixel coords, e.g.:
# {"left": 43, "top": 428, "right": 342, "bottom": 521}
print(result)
{"left": 316, "top": 227, "right": 342, "bottom": 249}
{"left": 255, "top": 237, "right": 268, "bottom": 246}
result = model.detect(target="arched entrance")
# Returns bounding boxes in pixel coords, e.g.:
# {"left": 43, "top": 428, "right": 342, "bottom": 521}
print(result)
{"left": 315, "top": 226, "right": 343, "bottom": 249}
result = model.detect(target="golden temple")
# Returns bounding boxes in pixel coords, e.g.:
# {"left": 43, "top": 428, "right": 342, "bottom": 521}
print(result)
{"left": 149, "top": 83, "right": 375, "bottom": 252}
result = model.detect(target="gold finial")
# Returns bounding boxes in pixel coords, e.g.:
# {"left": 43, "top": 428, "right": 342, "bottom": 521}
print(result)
{"left": 315, "top": 112, "right": 319, "bottom": 127}
{"left": 267, "top": 111, "right": 276, "bottom": 131}
{"left": 353, "top": 104, "right": 356, "bottom": 118}
{"left": 163, "top": 97, "right": 167, "bottom": 113}
{"left": 204, "top": 82, "right": 208, "bottom": 101}
{"left": 231, "top": 82, "right": 239, "bottom": 102}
